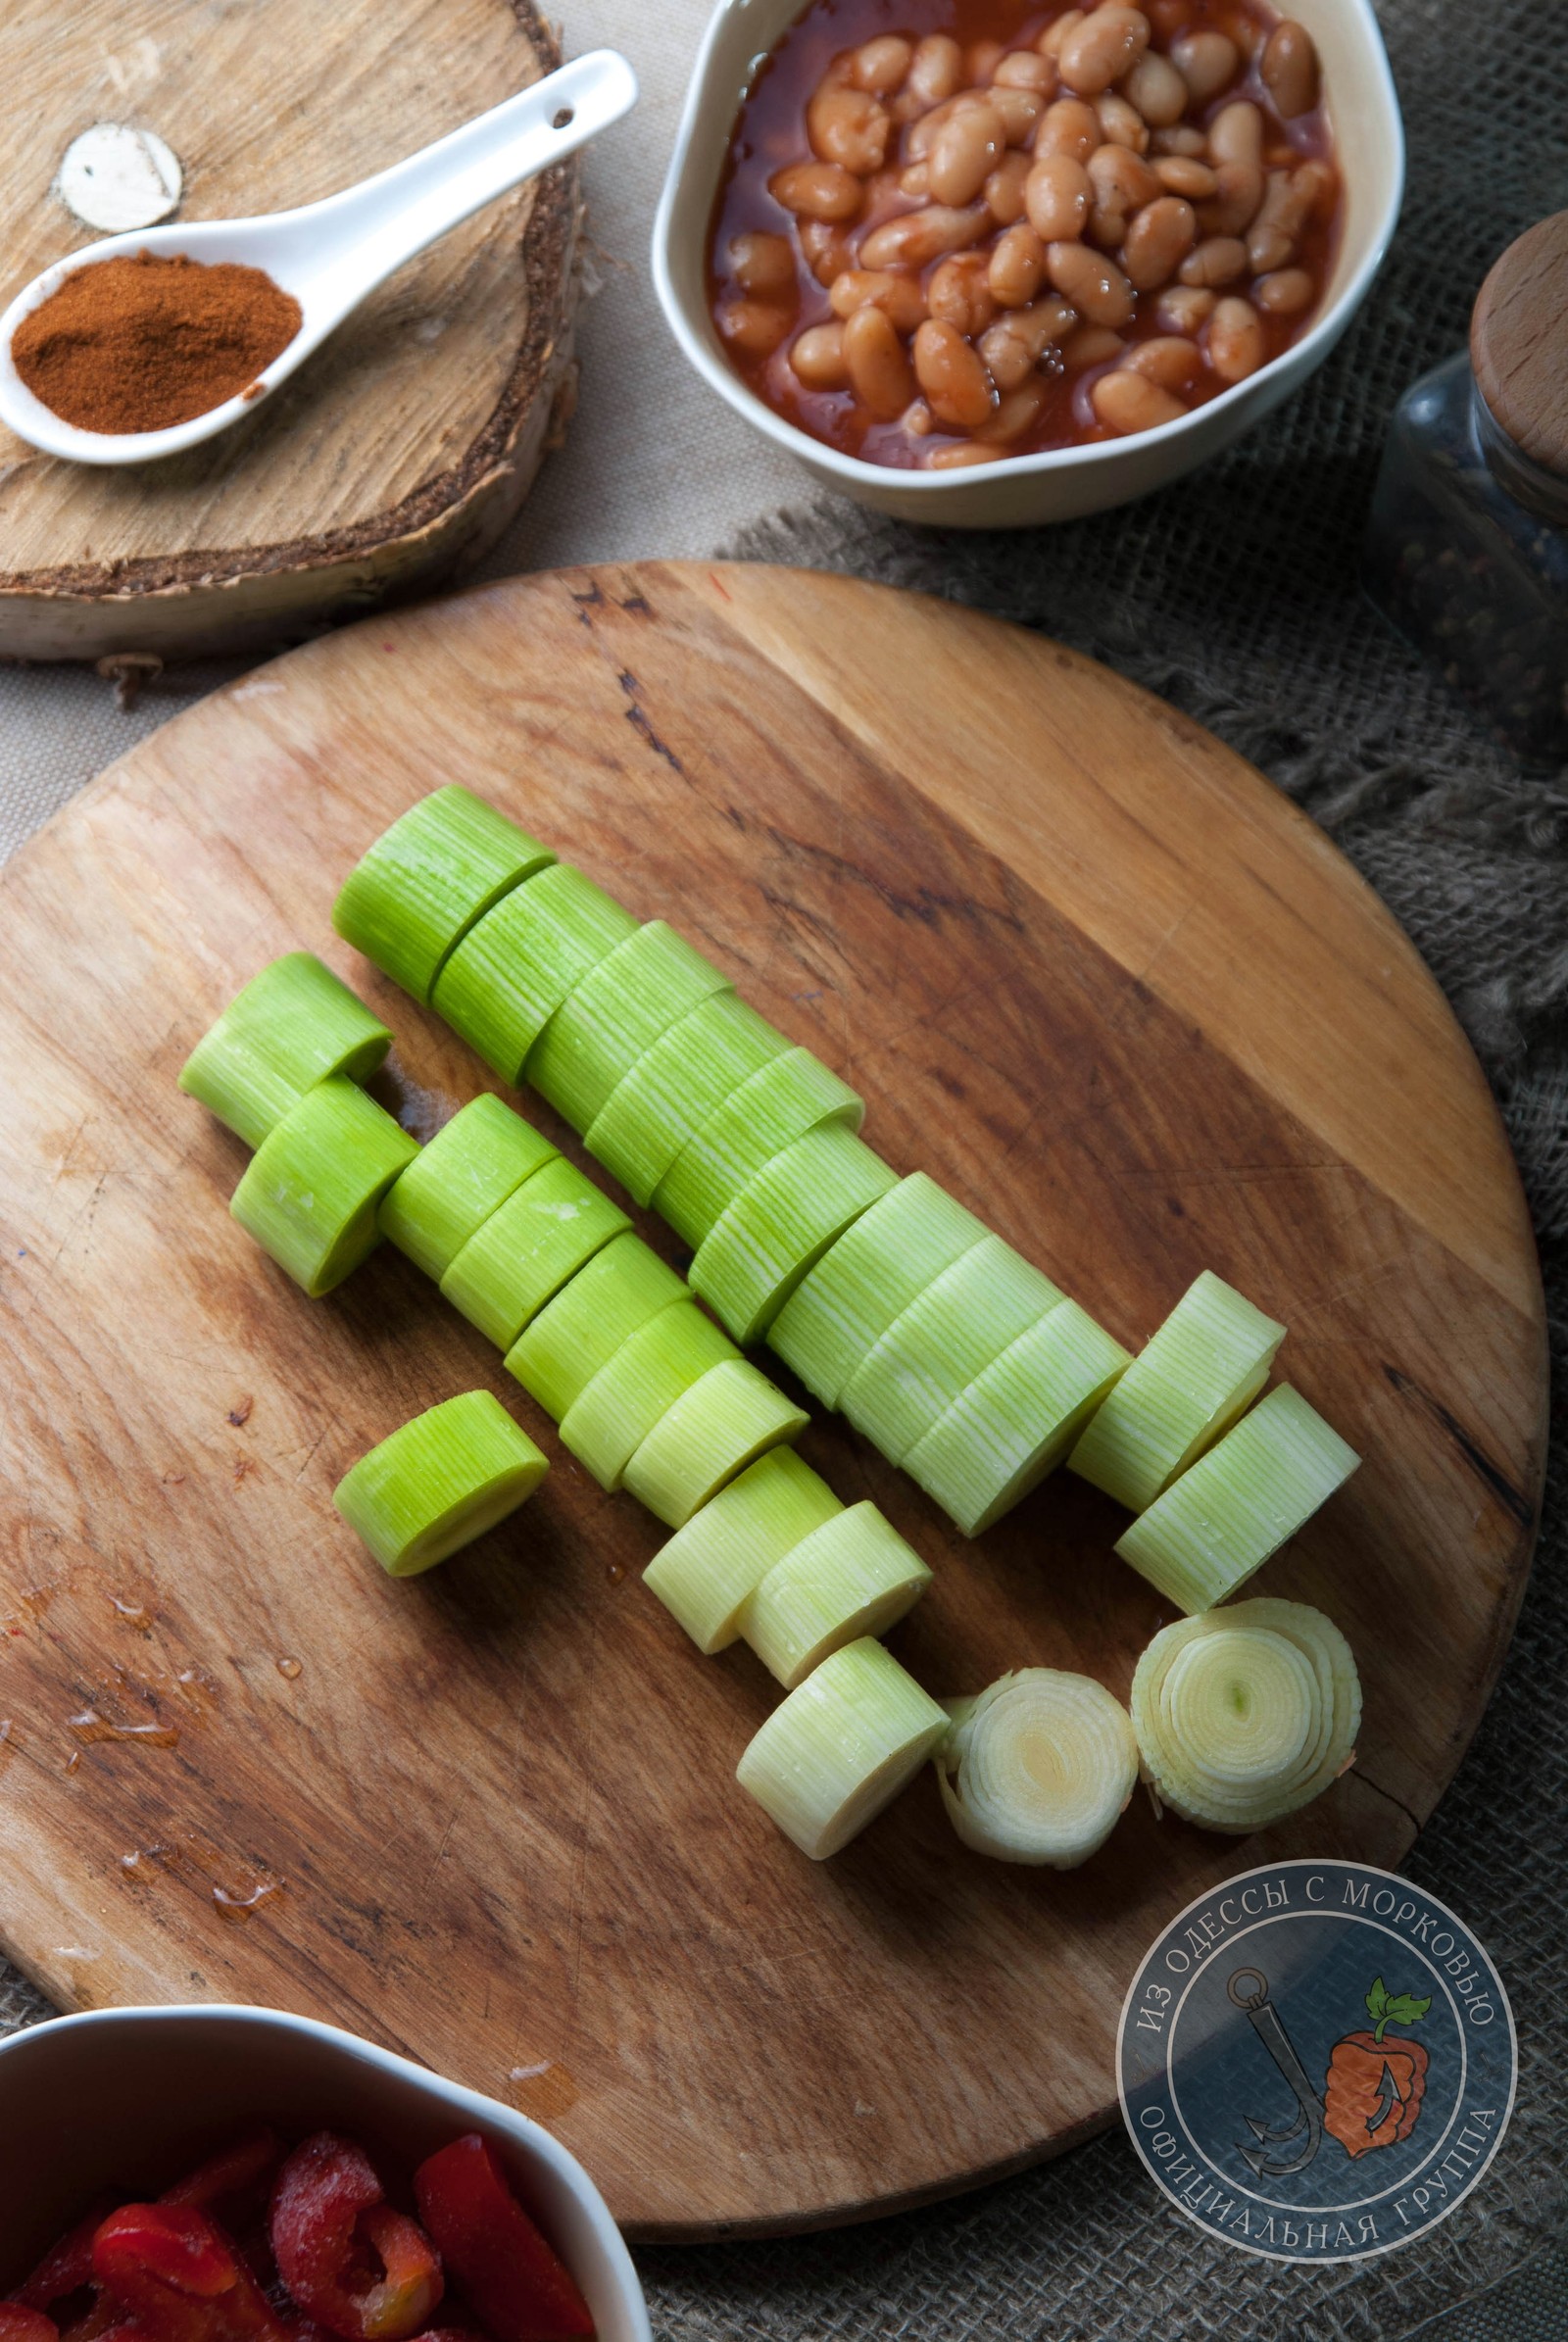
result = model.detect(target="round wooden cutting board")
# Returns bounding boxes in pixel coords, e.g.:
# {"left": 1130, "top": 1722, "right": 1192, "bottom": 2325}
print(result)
{"left": 0, "top": 563, "right": 1545, "bottom": 2241}
{"left": 0, "top": 0, "right": 578, "bottom": 662}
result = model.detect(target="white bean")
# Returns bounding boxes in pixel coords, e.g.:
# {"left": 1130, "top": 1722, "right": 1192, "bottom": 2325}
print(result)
{"left": 1207, "top": 294, "right": 1266, "bottom": 381}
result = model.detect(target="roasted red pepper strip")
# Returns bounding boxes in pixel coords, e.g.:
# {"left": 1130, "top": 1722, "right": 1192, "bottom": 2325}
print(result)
{"left": 0, "top": 2309, "right": 62, "bottom": 2342}
{"left": 413, "top": 2138, "right": 593, "bottom": 2342}
{"left": 270, "top": 2136, "right": 442, "bottom": 2342}
{"left": 92, "top": 2204, "right": 286, "bottom": 2342}
{"left": 162, "top": 2132, "right": 285, "bottom": 2217}
{"left": 11, "top": 2198, "right": 121, "bottom": 2315}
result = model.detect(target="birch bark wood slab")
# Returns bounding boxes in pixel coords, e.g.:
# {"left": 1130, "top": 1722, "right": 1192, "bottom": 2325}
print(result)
{"left": 0, "top": 0, "right": 578, "bottom": 663}
{"left": 0, "top": 563, "right": 1545, "bottom": 2240}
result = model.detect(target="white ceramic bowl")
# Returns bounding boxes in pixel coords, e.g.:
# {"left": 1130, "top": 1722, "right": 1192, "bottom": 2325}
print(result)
{"left": 0, "top": 2004, "right": 651, "bottom": 2342}
{"left": 653, "top": 0, "right": 1404, "bottom": 526}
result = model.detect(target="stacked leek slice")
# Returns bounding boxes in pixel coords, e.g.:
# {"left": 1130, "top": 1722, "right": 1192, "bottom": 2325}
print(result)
{"left": 331, "top": 791, "right": 1136, "bottom": 1539}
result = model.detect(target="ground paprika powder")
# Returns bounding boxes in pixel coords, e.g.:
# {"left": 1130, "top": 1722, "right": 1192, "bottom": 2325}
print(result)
{"left": 12, "top": 250, "right": 301, "bottom": 434}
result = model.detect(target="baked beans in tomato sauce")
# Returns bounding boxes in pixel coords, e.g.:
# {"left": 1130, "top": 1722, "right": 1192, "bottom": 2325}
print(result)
{"left": 708, "top": 0, "right": 1343, "bottom": 467}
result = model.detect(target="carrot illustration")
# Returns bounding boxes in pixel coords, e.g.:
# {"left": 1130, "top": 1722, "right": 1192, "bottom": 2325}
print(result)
{"left": 1324, "top": 1977, "right": 1432, "bottom": 2157}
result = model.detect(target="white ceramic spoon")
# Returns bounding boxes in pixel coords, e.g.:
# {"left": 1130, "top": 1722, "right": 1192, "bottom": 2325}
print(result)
{"left": 0, "top": 49, "right": 638, "bottom": 467}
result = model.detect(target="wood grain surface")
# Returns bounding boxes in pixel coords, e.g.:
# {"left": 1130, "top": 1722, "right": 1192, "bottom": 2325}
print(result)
{"left": 0, "top": 562, "right": 1545, "bottom": 2239}
{"left": 0, "top": 0, "right": 578, "bottom": 661}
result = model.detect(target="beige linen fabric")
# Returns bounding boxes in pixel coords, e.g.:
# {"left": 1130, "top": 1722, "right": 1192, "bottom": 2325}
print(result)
{"left": 3, "top": 2, "right": 1566, "bottom": 2339}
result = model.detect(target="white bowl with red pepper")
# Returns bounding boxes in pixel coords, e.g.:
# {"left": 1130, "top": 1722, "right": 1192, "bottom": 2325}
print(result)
{"left": 0, "top": 2004, "right": 650, "bottom": 2342}
{"left": 654, "top": 0, "right": 1403, "bottom": 525}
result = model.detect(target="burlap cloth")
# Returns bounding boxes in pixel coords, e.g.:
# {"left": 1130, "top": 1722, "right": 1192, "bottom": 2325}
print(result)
{"left": 3, "top": 0, "right": 1565, "bottom": 2333}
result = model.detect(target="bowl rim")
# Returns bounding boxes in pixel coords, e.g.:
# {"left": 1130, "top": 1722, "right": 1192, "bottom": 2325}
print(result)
{"left": 0, "top": 2001, "right": 652, "bottom": 2340}
{"left": 652, "top": 0, "right": 1405, "bottom": 494}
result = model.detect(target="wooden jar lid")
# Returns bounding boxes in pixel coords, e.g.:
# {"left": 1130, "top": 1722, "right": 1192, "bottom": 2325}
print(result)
{"left": 0, "top": 0, "right": 580, "bottom": 664}
{"left": 1471, "top": 210, "right": 1568, "bottom": 480}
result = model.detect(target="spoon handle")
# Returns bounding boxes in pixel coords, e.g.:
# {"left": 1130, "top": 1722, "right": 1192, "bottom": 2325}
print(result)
{"left": 277, "top": 50, "right": 638, "bottom": 309}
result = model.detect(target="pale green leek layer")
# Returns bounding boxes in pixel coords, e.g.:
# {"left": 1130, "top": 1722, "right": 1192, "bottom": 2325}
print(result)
{"left": 935, "top": 1670, "right": 1137, "bottom": 1867}
{"left": 736, "top": 1637, "right": 948, "bottom": 1860}
{"left": 229, "top": 1075, "right": 417, "bottom": 1297}
{"left": 643, "top": 1449, "right": 844, "bottom": 1653}
{"left": 440, "top": 1155, "right": 629, "bottom": 1350}
{"left": 378, "top": 1094, "right": 558, "bottom": 1282}
{"left": 333, "top": 1391, "right": 548, "bottom": 1578}
{"left": 691, "top": 1122, "right": 899, "bottom": 1345}
{"left": 333, "top": 786, "right": 554, "bottom": 1004}
{"left": 1130, "top": 1597, "right": 1361, "bottom": 1831}
{"left": 1115, "top": 1384, "right": 1360, "bottom": 1613}
{"left": 432, "top": 863, "right": 638, "bottom": 1085}
{"left": 506, "top": 1231, "right": 688, "bottom": 1421}
{"left": 1069, "top": 1270, "right": 1285, "bottom": 1512}
{"left": 527, "top": 921, "right": 733, "bottom": 1136}
{"left": 179, "top": 952, "right": 392, "bottom": 1151}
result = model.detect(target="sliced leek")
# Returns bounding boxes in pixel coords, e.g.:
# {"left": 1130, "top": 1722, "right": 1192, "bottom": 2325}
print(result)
{"left": 736, "top": 1636, "right": 948, "bottom": 1860}
{"left": 229, "top": 1075, "right": 417, "bottom": 1296}
{"left": 904, "top": 1300, "right": 1132, "bottom": 1536}
{"left": 654, "top": 1048, "right": 864, "bottom": 1251}
{"left": 691, "top": 1124, "right": 899, "bottom": 1345}
{"left": 333, "top": 787, "right": 555, "bottom": 1003}
{"left": 1130, "top": 1597, "right": 1361, "bottom": 1832}
{"left": 527, "top": 922, "right": 733, "bottom": 1136}
{"left": 432, "top": 864, "right": 638, "bottom": 1084}
{"left": 841, "top": 1236, "right": 1064, "bottom": 1464}
{"left": 934, "top": 1670, "right": 1137, "bottom": 1866}
{"left": 377, "top": 1095, "right": 557, "bottom": 1281}
{"left": 740, "top": 1501, "right": 932, "bottom": 1689}
{"left": 179, "top": 953, "right": 393, "bottom": 1150}
{"left": 622, "top": 1358, "right": 808, "bottom": 1529}
{"left": 506, "top": 1232, "right": 687, "bottom": 1421}
{"left": 643, "top": 1449, "right": 844, "bottom": 1652}
{"left": 1068, "top": 1271, "right": 1285, "bottom": 1511}
{"left": 559, "top": 1299, "right": 738, "bottom": 1489}
{"left": 439, "top": 1156, "right": 629, "bottom": 1349}
{"left": 1115, "top": 1384, "right": 1360, "bottom": 1612}
{"left": 332, "top": 1391, "right": 548, "bottom": 1578}
{"left": 586, "top": 993, "right": 789, "bottom": 1205}
{"left": 768, "top": 1172, "right": 988, "bottom": 1409}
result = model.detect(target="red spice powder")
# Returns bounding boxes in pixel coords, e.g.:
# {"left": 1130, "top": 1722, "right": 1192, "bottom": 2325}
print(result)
{"left": 13, "top": 249, "right": 302, "bottom": 434}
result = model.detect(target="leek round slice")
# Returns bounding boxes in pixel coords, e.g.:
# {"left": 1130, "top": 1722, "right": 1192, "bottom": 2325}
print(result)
{"left": 904, "top": 1300, "right": 1132, "bottom": 1536}
{"left": 841, "top": 1235, "right": 1064, "bottom": 1465}
{"left": 736, "top": 1636, "right": 949, "bottom": 1860}
{"left": 333, "top": 787, "right": 555, "bottom": 1003}
{"left": 654, "top": 1048, "right": 864, "bottom": 1251}
{"left": 691, "top": 1125, "right": 899, "bottom": 1345}
{"left": 377, "top": 1096, "right": 558, "bottom": 1281}
{"left": 332, "top": 1391, "right": 548, "bottom": 1578}
{"left": 740, "top": 1500, "right": 933, "bottom": 1688}
{"left": 586, "top": 994, "right": 789, "bottom": 1205}
{"left": 643, "top": 1449, "right": 844, "bottom": 1653}
{"left": 439, "top": 1156, "right": 629, "bottom": 1350}
{"left": 1068, "top": 1270, "right": 1286, "bottom": 1511}
{"left": 1130, "top": 1597, "right": 1361, "bottom": 1832}
{"left": 622, "top": 1358, "right": 808, "bottom": 1529}
{"left": 506, "top": 1232, "right": 687, "bottom": 1421}
{"left": 432, "top": 864, "right": 638, "bottom": 1084}
{"left": 229, "top": 1075, "right": 417, "bottom": 1296}
{"left": 1114, "top": 1384, "right": 1361, "bottom": 1613}
{"left": 526, "top": 922, "right": 733, "bottom": 1136}
{"left": 179, "top": 952, "right": 393, "bottom": 1150}
{"left": 559, "top": 1299, "right": 738, "bottom": 1489}
{"left": 934, "top": 1670, "right": 1137, "bottom": 1866}
{"left": 768, "top": 1172, "right": 989, "bottom": 1409}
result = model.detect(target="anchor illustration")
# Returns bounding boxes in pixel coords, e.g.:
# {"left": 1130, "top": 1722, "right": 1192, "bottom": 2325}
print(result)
{"left": 1227, "top": 1967, "right": 1326, "bottom": 2176}
{"left": 1228, "top": 1968, "right": 1434, "bottom": 2173}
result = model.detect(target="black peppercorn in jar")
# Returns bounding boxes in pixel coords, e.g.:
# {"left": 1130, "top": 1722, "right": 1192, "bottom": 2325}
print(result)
{"left": 1363, "top": 212, "right": 1568, "bottom": 762}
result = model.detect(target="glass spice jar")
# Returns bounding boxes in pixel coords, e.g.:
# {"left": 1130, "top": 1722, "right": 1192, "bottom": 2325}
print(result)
{"left": 1363, "top": 211, "right": 1568, "bottom": 762}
